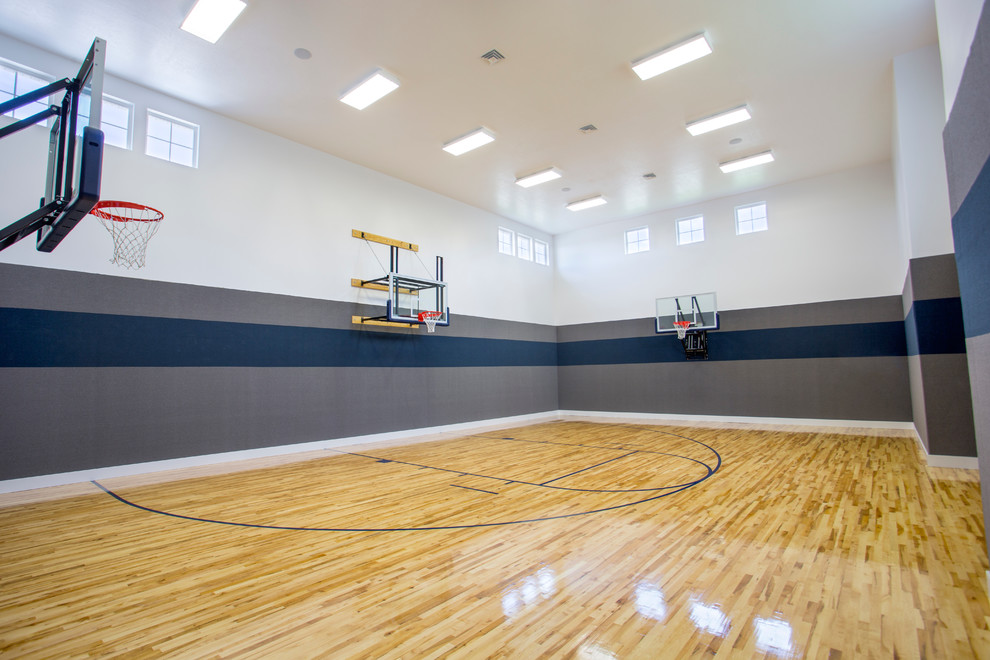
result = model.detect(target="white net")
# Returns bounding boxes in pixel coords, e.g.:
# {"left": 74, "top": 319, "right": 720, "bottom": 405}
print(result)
{"left": 419, "top": 311, "right": 442, "bottom": 333}
{"left": 93, "top": 202, "right": 163, "bottom": 269}
{"left": 674, "top": 321, "right": 693, "bottom": 340}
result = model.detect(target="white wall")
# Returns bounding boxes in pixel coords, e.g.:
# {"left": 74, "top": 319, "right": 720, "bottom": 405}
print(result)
{"left": 0, "top": 35, "right": 555, "bottom": 325}
{"left": 935, "top": 0, "right": 986, "bottom": 119}
{"left": 554, "top": 162, "right": 902, "bottom": 326}
{"left": 892, "top": 45, "right": 955, "bottom": 261}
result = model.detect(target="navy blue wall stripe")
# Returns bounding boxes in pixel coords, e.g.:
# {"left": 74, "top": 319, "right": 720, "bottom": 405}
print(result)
{"left": 0, "top": 308, "right": 557, "bottom": 368}
{"left": 951, "top": 154, "right": 990, "bottom": 339}
{"left": 1, "top": 307, "right": 961, "bottom": 368}
{"left": 904, "top": 298, "right": 968, "bottom": 355}
{"left": 557, "top": 321, "right": 908, "bottom": 366}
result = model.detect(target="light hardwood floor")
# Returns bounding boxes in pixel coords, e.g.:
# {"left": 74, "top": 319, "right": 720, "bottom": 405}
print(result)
{"left": 1, "top": 421, "right": 987, "bottom": 658}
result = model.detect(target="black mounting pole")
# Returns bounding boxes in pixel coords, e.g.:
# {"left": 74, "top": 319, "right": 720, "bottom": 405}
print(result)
{"left": 436, "top": 256, "right": 444, "bottom": 317}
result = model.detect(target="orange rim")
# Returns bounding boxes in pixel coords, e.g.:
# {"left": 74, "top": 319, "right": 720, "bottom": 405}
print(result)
{"left": 90, "top": 200, "right": 164, "bottom": 223}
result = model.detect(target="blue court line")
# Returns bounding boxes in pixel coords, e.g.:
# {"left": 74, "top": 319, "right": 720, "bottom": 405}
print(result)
{"left": 450, "top": 484, "right": 499, "bottom": 495}
{"left": 540, "top": 451, "right": 639, "bottom": 486}
{"left": 471, "top": 432, "right": 709, "bottom": 459}
{"left": 93, "top": 473, "right": 714, "bottom": 532}
{"left": 473, "top": 428, "right": 723, "bottom": 489}
{"left": 92, "top": 425, "right": 722, "bottom": 532}
{"left": 341, "top": 446, "right": 710, "bottom": 494}
{"left": 468, "top": 433, "right": 718, "bottom": 490}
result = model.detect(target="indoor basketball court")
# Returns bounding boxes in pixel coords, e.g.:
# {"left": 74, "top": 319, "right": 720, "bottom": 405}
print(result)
{"left": 2, "top": 1, "right": 990, "bottom": 658}
{"left": 1, "top": 420, "right": 985, "bottom": 657}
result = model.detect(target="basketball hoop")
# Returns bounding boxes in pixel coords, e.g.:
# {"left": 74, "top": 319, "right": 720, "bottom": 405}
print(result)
{"left": 91, "top": 200, "right": 164, "bottom": 270}
{"left": 673, "top": 320, "right": 694, "bottom": 340}
{"left": 418, "top": 310, "right": 443, "bottom": 333}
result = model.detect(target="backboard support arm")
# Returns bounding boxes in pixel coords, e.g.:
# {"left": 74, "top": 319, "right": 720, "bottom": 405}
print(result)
{"left": 0, "top": 38, "right": 105, "bottom": 253}
{"left": 0, "top": 78, "right": 71, "bottom": 119}
{"left": 0, "top": 105, "right": 60, "bottom": 141}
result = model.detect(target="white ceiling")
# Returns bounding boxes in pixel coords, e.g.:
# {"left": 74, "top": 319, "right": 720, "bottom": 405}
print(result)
{"left": 0, "top": 0, "right": 937, "bottom": 235}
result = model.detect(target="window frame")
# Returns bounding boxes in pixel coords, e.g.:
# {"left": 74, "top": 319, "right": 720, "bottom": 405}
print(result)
{"left": 735, "top": 202, "right": 768, "bottom": 235}
{"left": 533, "top": 239, "right": 549, "bottom": 266}
{"left": 497, "top": 226, "right": 516, "bottom": 256}
{"left": 517, "top": 233, "right": 534, "bottom": 261}
{"left": 625, "top": 226, "right": 650, "bottom": 254}
{"left": 0, "top": 59, "right": 53, "bottom": 122}
{"left": 145, "top": 109, "right": 200, "bottom": 168}
{"left": 676, "top": 214, "right": 705, "bottom": 246}
{"left": 77, "top": 92, "right": 134, "bottom": 150}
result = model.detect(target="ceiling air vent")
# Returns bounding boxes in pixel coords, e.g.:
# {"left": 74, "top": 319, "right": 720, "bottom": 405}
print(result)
{"left": 579, "top": 124, "right": 598, "bottom": 134}
{"left": 481, "top": 49, "right": 505, "bottom": 64}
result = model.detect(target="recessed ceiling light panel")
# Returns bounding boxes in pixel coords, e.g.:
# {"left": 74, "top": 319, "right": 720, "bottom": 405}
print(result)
{"left": 515, "top": 167, "right": 562, "bottom": 188}
{"left": 686, "top": 106, "right": 751, "bottom": 136}
{"left": 181, "top": 0, "right": 246, "bottom": 44}
{"left": 566, "top": 195, "right": 607, "bottom": 211}
{"left": 340, "top": 69, "right": 400, "bottom": 110}
{"left": 632, "top": 33, "right": 712, "bottom": 81}
{"left": 719, "top": 150, "right": 774, "bottom": 173}
{"left": 442, "top": 127, "right": 496, "bottom": 156}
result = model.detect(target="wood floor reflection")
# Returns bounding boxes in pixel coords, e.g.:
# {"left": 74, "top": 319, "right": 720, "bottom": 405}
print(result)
{"left": 1, "top": 421, "right": 987, "bottom": 658}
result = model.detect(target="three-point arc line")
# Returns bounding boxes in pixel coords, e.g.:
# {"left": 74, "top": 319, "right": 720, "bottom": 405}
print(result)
{"left": 91, "top": 426, "right": 722, "bottom": 531}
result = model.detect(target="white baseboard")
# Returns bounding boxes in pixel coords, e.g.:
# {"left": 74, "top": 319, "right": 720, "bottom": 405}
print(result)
{"left": 563, "top": 411, "right": 979, "bottom": 469}
{"left": 557, "top": 409, "right": 917, "bottom": 431}
{"left": 910, "top": 432, "right": 981, "bottom": 469}
{"left": 926, "top": 455, "right": 980, "bottom": 469}
{"left": 2, "top": 409, "right": 976, "bottom": 495}
{"left": 0, "top": 411, "right": 560, "bottom": 495}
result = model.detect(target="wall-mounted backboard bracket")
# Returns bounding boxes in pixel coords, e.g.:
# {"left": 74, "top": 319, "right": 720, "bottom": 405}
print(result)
{"left": 351, "top": 316, "right": 416, "bottom": 328}
{"left": 351, "top": 229, "right": 418, "bottom": 252}
{"left": 351, "top": 229, "right": 449, "bottom": 330}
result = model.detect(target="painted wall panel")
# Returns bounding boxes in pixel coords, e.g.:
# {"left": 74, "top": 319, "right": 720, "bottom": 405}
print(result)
{"left": 0, "top": 263, "right": 558, "bottom": 482}
{"left": 558, "top": 358, "right": 911, "bottom": 422}
{"left": 950, "top": 158, "right": 990, "bottom": 339}
{"left": 942, "top": 0, "right": 990, "bottom": 558}
{"left": 969, "top": 333, "right": 990, "bottom": 475}
{"left": 943, "top": 2, "right": 990, "bottom": 216}
{"left": 900, "top": 254, "right": 974, "bottom": 456}
{"left": 0, "top": 365, "right": 558, "bottom": 481}
{"left": 556, "top": 297, "right": 914, "bottom": 424}
{"left": 916, "top": 354, "right": 977, "bottom": 456}
{"left": 892, "top": 45, "right": 954, "bottom": 260}
{"left": 554, "top": 163, "right": 902, "bottom": 326}
{"left": 904, "top": 253, "right": 961, "bottom": 300}
{"left": 935, "top": 0, "right": 986, "bottom": 118}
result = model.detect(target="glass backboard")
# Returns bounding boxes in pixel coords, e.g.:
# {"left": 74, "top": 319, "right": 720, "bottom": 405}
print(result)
{"left": 656, "top": 292, "right": 718, "bottom": 334}
{"left": 388, "top": 272, "right": 449, "bottom": 326}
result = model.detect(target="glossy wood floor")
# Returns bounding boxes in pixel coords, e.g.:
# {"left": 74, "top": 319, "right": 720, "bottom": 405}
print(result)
{"left": 1, "top": 420, "right": 988, "bottom": 658}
